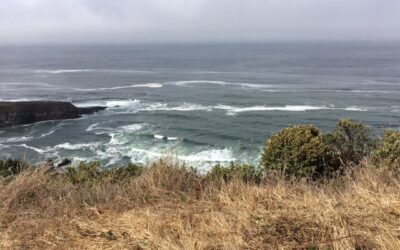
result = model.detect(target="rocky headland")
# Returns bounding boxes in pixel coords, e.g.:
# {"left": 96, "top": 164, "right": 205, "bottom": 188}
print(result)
{"left": 0, "top": 101, "right": 105, "bottom": 128}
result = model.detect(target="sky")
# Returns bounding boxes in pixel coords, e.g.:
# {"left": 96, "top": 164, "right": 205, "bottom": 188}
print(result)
{"left": 0, "top": 0, "right": 399, "bottom": 44}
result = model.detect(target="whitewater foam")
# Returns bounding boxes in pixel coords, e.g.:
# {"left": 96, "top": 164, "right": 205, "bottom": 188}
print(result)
{"left": 76, "top": 99, "right": 369, "bottom": 116}
{"left": 138, "top": 102, "right": 369, "bottom": 115}
{"left": 35, "top": 69, "right": 156, "bottom": 74}
{"left": 140, "top": 103, "right": 212, "bottom": 112}
{"left": 18, "top": 144, "right": 50, "bottom": 154}
{"left": 154, "top": 134, "right": 164, "bottom": 139}
{"left": 0, "top": 136, "right": 34, "bottom": 143}
{"left": 0, "top": 82, "right": 54, "bottom": 87}
{"left": 344, "top": 106, "right": 368, "bottom": 111}
{"left": 168, "top": 80, "right": 272, "bottom": 89}
{"left": 167, "top": 137, "right": 179, "bottom": 141}
{"left": 215, "top": 105, "right": 331, "bottom": 115}
{"left": 75, "top": 99, "right": 142, "bottom": 113}
{"left": 106, "top": 100, "right": 141, "bottom": 112}
{"left": 54, "top": 142, "right": 102, "bottom": 150}
{"left": 37, "top": 130, "right": 56, "bottom": 139}
{"left": 72, "top": 83, "right": 162, "bottom": 91}
{"left": 120, "top": 124, "right": 144, "bottom": 132}
{"left": 179, "top": 148, "right": 236, "bottom": 163}
{"left": 35, "top": 69, "right": 93, "bottom": 74}
{"left": 86, "top": 123, "right": 100, "bottom": 132}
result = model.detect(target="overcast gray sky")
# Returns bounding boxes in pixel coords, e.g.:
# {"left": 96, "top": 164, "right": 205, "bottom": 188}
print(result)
{"left": 1, "top": 0, "right": 399, "bottom": 44}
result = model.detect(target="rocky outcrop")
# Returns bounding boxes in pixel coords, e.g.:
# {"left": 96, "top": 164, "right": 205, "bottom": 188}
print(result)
{"left": 0, "top": 101, "right": 106, "bottom": 128}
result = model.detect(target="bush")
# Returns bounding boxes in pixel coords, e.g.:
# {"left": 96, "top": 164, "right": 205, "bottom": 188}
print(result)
{"left": 325, "top": 118, "right": 376, "bottom": 166}
{"left": 207, "top": 163, "right": 263, "bottom": 183}
{"left": 65, "top": 162, "right": 144, "bottom": 185}
{"left": 0, "top": 159, "right": 29, "bottom": 178}
{"left": 261, "top": 125, "right": 333, "bottom": 178}
{"left": 373, "top": 130, "right": 400, "bottom": 166}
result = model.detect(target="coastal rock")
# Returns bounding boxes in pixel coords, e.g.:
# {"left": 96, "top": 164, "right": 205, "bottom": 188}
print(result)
{"left": 57, "top": 158, "right": 72, "bottom": 168}
{"left": 0, "top": 101, "right": 106, "bottom": 127}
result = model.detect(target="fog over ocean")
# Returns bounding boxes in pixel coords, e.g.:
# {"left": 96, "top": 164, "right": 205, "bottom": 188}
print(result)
{"left": 1, "top": 43, "right": 399, "bottom": 170}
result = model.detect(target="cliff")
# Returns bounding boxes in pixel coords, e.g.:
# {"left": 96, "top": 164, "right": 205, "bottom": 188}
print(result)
{"left": 0, "top": 101, "right": 105, "bottom": 127}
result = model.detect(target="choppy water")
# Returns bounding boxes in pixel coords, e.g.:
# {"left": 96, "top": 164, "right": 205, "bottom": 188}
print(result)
{"left": 0, "top": 43, "right": 399, "bottom": 170}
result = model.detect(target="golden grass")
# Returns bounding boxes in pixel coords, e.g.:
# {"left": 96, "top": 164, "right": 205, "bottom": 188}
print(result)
{"left": 1, "top": 160, "right": 400, "bottom": 249}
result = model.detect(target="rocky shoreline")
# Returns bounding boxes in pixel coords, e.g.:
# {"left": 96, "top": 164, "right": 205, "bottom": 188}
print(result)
{"left": 0, "top": 101, "right": 106, "bottom": 128}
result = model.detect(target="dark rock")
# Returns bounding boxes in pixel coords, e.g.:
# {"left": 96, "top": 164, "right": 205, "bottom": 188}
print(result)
{"left": 57, "top": 158, "right": 72, "bottom": 168}
{"left": 0, "top": 101, "right": 106, "bottom": 127}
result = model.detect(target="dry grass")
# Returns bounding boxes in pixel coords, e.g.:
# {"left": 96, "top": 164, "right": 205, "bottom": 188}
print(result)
{"left": 1, "top": 160, "right": 400, "bottom": 249}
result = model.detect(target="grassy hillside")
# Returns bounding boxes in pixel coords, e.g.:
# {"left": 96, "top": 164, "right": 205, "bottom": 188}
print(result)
{"left": 0, "top": 159, "right": 400, "bottom": 249}
{"left": 1, "top": 119, "right": 399, "bottom": 249}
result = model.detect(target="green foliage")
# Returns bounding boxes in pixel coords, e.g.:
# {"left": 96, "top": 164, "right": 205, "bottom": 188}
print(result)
{"left": 325, "top": 118, "right": 376, "bottom": 166}
{"left": 0, "top": 158, "right": 29, "bottom": 178}
{"left": 111, "top": 163, "right": 145, "bottom": 180}
{"left": 373, "top": 130, "right": 400, "bottom": 166}
{"left": 261, "top": 125, "right": 333, "bottom": 178}
{"left": 261, "top": 119, "right": 379, "bottom": 178}
{"left": 65, "top": 162, "right": 144, "bottom": 185}
{"left": 207, "top": 163, "right": 263, "bottom": 183}
{"left": 65, "top": 162, "right": 102, "bottom": 184}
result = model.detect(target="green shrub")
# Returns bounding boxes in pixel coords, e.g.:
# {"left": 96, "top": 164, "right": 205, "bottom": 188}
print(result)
{"left": 325, "top": 118, "right": 376, "bottom": 166}
{"left": 261, "top": 125, "right": 333, "bottom": 178}
{"left": 373, "top": 130, "right": 400, "bottom": 166}
{"left": 64, "top": 162, "right": 144, "bottom": 185}
{"left": 0, "top": 158, "right": 29, "bottom": 178}
{"left": 207, "top": 163, "right": 263, "bottom": 183}
{"left": 65, "top": 162, "right": 102, "bottom": 184}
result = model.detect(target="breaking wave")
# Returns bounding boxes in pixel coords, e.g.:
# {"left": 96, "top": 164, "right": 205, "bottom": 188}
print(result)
{"left": 75, "top": 99, "right": 370, "bottom": 115}
{"left": 140, "top": 103, "right": 213, "bottom": 112}
{"left": 139, "top": 102, "right": 369, "bottom": 115}
{"left": 35, "top": 69, "right": 94, "bottom": 74}
{"left": 167, "top": 80, "right": 271, "bottom": 89}
{"left": 72, "top": 83, "right": 162, "bottom": 92}
{"left": 54, "top": 142, "right": 102, "bottom": 150}
{"left": 34, "top": 69, "right": 156, "bottom": 74}
{"left": 215, "top": 105, "right": 369, "bottom": 115}
{"left": 0, "top": 82, "right": 54, "bottom": 87}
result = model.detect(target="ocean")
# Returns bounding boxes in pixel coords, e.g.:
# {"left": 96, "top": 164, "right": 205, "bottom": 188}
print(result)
{"left": 0, "top": 42, "right": 399, "bottom": 171}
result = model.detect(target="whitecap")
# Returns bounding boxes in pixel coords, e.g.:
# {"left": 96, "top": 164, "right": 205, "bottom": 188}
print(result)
{"left": 167, "top": 137, "right": 179, "bottom": 141}
{"left": 120, "top": 124, "right": 144, "bottom": 132}
{"left": 214, "top": 104, "right": 368, "bottom": 115}
{"left": 86, "top": 122, "right": 100, "bottom": 132}
{"left": 75, "top": 99, "right": 141, "bottom": 113}
{"left": 137, "top": 102, "right": 369, "bottom": 115}
{"left": 154, "top": 134, "right": 164, "bottom": 139}
{"left": 72, "top": 82, "right": 162, "bottom": 91}
{"left": 214, "top": 105, "right": 331, "bottom": 115}
{"left": 18, "top": 144, "right": 49, "bottom": 154}
{"left": 37, "top": 130, "right": 56, "bottom": 139}
{"left": 179, "top": 148, "right": 236, "bottom": 162}
{"left": 0, "top": 136, "right": 34, "bottom": 143}
{"left": 54, "top": 142, "right": 101, "bottom": 150}
{"left": 35, "top": 69, "right": 156, "bottom": 74}
{"left": 0, "top": 82, "right": 54, "bottom": 87}
{"left": 108, "top": 133, "right": 125, "bottom": 145}
{"left": 167, "top": 80, "right": 272, "bottom": 89}
{"left": 140, "top": 102, "right": 212, "bottom": 112}
{"left": 106, "top": 99, "right": 142, "bottom": 112}
{"left": 35, "top": 69, "right": 93, "bottom": 74}
{"left": 344, "top": 106, "right": 368, "bottom": 111}
{"left": 170, "top": 80, "right": 227, "bottom": 86}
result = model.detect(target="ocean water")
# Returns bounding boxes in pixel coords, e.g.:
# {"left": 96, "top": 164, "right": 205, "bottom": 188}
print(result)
{"left": 0, "top": 43, "right": 399, "bottom": 170}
